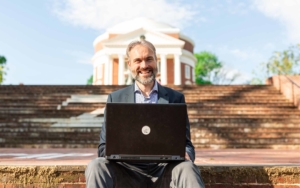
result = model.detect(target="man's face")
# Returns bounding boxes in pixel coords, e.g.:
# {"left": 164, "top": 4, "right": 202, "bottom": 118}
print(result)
{"left": 127, "top": 44, "right": 158, "bottom": 85}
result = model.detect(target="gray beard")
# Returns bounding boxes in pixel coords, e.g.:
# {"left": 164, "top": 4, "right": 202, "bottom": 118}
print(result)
{"left": 134, "top": 72, "right": 156, "bottom": 85}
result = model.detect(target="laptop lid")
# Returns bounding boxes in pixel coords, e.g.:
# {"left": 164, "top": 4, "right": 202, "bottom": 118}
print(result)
{"left": 105, "top": 103, "right": 186, "bottom": 162}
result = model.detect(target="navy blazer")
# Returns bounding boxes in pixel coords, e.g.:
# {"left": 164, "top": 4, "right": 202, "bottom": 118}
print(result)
{"left": 98, "top": 83, "right": 196, "bottom": 162}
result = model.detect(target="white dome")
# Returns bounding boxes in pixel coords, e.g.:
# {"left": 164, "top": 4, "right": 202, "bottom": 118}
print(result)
{"left": 107, "top": 17, "right": 179, "bottom": 34}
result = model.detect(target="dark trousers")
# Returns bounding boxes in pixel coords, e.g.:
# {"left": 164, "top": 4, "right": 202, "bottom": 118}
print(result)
{"left": 85, "top": 158, "right": 205, "bottom": 188}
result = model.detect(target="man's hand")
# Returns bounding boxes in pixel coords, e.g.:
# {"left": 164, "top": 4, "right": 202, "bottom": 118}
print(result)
{"left": 185, "top": 152, "right": 191, "bottom": 161}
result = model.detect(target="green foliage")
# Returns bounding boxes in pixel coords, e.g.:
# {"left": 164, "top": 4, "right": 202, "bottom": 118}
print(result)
{"left": 87, "top": 75, "right": 93, "bottom": 85}
{"left": 194, "top": 51, "right": 222, "bottom": 85}
{"left": 0, "top": 56, "right": 7, "bottom": 84}
{"left": 194, "top": 51, "right": 241, "bottom": 85}
{"left": 251, "top": 44, "right": 300, "bottom": 84}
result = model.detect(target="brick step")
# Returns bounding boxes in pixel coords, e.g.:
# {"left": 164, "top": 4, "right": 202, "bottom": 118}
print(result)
{"left": 188, "top": 107, "right": 298, "bottom": 111}
{"left": 186, "top": 99, "right": 290, "bottom": 103}
{"left": 0, "top": 137, "right": 99, "bottom": 143}
{"left": 191, "top": 131, "right": 300, "bottom": 138}
{"left": 0, "top": 127, "right": 100, "bottom": 132}
{"left": 0, "top": 109, "right": 90, "bottom": 113}
{"left": 184, "top": 92, "right": 284, "bottom": 98}
{"left": 0, "top": 106, "right": 102, "bottom": 111}
{"left": 190, "top": 118, "right": 300, "bottom": 123}
{"left": 4, "top": 108, "right": 298, "bottom": 114}
{"left": 189, "top": 114, "right": 300, "bottom": 118}
{"left": 192, "top": 143, "right": 300, "bottom": 149}
{"left": 0, "top": 114, "right": 84, "bottom": 118}
{"left": 170, "top": 85, "right": 276, "bottom": 89}
{"left": 186, "top": 102, "right": 295, "bottom": 107}
{"left": 0, "top": 103, "right": 61, "bottom": 107}
{"left": 187, "top": 110, "right": 300, "bottom": 115}
{"left": 0, "top": 93, "right": 71, "bottom": 96}
{"left": 192, "top": 138, "right": 299, "bottom": 144}
{"left": 184, "top": 96, "right": 288, "bottom": 100}
{"left": 182, "top": 90, "right": 281, "bottom": 94}
{"left": 0, "top": 96, "right": 70, "bottom": 100}
{"left": 190, "top": 122, "right": 300, "bottom": 128}
{"left": 186, "top": 103, "right": 296, "bottom": 108}
{"left": 0, "top": 100, "right": 64, "bottom": 104}
{"left": 0, "top": 143, "right": 98, "bottom": 148}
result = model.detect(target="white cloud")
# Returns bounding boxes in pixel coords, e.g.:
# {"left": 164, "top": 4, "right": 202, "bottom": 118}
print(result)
{"left": 253, "top": 0, "right": 300, "bottom": 42}
{"left": 52, "top": 0, "right": 199, "bottom": 31}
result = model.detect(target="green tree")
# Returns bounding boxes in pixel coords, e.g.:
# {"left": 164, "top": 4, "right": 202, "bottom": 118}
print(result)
{"left": 87, "top": 75, "right": 93, "bottom": 85}
{"left": 194, "top": 51, "right": 222, "bottom": 84}
{"left": 194, "top": 51, "right": 241, "bottom": 85}
{"left": 251, "top": 44, "right": 300, "bottom": 84}
{"left": 0, "top": 56, "right": 7, "bottom": 84}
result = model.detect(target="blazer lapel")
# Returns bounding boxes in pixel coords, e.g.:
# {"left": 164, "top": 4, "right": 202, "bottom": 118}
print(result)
{"left": 157, "top": 84, "right": 169, "bottom": 104}
{"left": 122, "top": 84, "right": 135, "bottom": 103}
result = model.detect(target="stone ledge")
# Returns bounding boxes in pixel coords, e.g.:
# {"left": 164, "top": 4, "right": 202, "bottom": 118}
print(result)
{"left": 0, "top": 165, "right": 299, "bottom": 187}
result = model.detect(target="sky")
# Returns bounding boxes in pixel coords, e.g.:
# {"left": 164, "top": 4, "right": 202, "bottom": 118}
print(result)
{"left": 0, "top": 0, "right": 300, "bottom": 85}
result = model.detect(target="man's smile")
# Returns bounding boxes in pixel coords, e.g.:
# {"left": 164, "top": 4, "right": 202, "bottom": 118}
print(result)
{"left": 138, "top": 69, "right": 153, "bottom": 77}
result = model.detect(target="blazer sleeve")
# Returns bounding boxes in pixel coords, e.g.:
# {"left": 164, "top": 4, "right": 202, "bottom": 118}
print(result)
{"left": 180, "top": 94, "right": 196, "bottom": 162}
{"left": 98, "top": 94, "right": 112, "bottom": 157}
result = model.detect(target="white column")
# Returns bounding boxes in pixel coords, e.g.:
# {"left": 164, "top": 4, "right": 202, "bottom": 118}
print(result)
{"left": 160, "top": 54, "right": 167, "bottom": 85}
{"left": 118, "top": 54, "right": 125, "bottom": 85}
{"left": 108, "top": 56, "right": 113, "bottom": 85}
{"left": 174, "top": 54, "right": 181, "bottom": 85}
{"left": 104, "top": 55, "right": 110, "bottom": 85}
{"left": 93, "top": 65, "right": 97, "bottom": 85}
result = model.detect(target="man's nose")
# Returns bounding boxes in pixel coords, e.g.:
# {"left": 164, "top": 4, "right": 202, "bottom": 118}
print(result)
{"left": 140, "top": 60, "right": 147, "bottom": 68}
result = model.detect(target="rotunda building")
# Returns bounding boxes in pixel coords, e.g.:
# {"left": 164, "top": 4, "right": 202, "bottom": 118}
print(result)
{"left": 92, "top": 17, "right": 196, "bottom": 85}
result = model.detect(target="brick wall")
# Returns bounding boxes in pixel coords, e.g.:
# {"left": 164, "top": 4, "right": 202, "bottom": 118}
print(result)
{"left": 266, "top": 75, "right": 300, "bottom": 110}
{"left": 1, "top": 166, "right": 299, "bottom": 187}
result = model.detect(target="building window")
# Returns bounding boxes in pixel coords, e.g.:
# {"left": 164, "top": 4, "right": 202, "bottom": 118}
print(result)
{"left": 185, "top": 65, "right": 190, "bottom": 79}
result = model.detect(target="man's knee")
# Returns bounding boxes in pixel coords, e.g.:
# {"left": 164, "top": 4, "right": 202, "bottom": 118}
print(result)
{"left": 86, "top": 157, "right": 111, "bottom": 175}
{"left": 172, "top": 161, "right": 200, "bottom": 176}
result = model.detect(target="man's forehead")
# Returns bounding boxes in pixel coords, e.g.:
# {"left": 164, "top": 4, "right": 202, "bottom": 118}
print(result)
{"left": 130, "top": 45, "right": 154, "bottom": 55}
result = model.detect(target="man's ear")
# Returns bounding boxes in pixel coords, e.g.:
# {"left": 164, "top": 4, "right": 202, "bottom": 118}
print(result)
{"left": 127, "top": 60, "right": 131, "bottom": 67}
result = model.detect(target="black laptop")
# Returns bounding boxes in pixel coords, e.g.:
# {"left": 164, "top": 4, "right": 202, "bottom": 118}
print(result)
{"left": 105, "top": 103, "right": 186, "bottom": 162}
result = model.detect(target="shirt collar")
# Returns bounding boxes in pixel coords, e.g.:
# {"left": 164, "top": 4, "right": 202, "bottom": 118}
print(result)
{"left": 134, "top": 80, "right": 158, "bottom": 94}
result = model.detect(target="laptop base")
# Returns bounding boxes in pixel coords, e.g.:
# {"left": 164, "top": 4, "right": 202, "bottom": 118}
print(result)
{"left": 106, "top": 155, "right": 185, "bottom": 163}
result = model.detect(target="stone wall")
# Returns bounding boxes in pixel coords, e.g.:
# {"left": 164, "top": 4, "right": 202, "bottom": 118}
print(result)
{"left": 1, "top": 166, "right": 299, "bottom": 187}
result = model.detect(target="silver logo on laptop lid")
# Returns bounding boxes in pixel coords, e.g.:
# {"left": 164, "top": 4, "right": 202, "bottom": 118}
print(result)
{"left": 142, "top": 126, "right": 151, "bottom": 135}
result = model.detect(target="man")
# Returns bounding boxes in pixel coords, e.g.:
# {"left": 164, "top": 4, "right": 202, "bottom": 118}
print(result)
{"left": 85, "top": 40, "right": 205, "bottom": 188}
